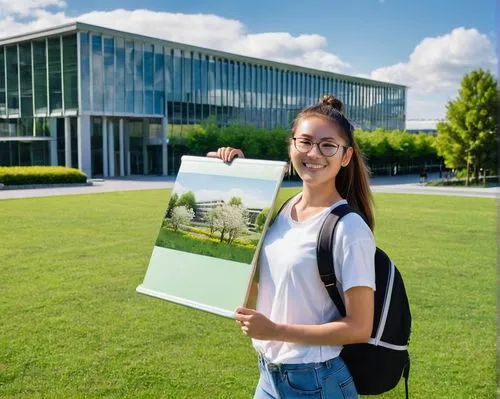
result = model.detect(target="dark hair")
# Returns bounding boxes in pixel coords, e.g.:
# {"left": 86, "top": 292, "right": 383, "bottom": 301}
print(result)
{"left": 291, "top": 95, "right": 375, "bottom": 231}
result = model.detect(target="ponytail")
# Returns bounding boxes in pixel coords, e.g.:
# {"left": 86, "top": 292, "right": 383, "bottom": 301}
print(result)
{"left": 335, "top": 140, "right": 374, "bottom": 230}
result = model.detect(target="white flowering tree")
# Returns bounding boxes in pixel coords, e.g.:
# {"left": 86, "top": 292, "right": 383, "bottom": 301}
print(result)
{"left": 213, "top": 204, "right": 249, "bottom": 243}
{"left": 170, "top": 206, "right": 195, "bottom": 231}
{"left": 227, "top": 205, "right": 249, "bottom": 244}
{"left": 205, "top": 206, "right": 224, "bottom": 237}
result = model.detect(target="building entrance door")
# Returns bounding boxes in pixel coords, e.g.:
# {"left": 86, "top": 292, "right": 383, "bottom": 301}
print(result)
{"left": 130, "top": 151, "right": 143, "bottom": 175}
{"left": 147, "top": 145, "right": 162, "bottom": 175}
{"left": 19, "top": 142, "right": 32, "bottom": 166}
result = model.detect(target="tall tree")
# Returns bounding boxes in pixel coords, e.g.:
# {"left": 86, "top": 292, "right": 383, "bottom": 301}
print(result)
{"left": 165, "top": 193, "right": 179, "bottom": 219}
{"left": 228, "top": 196, "right": 243, "bottom": 206}
{"left": 436, "top": 69, "right": 497, "bottom": 184}
{"left": 176, "top": 191, "right": 197, "bottom": 213}
{"left": 256, "top": 208, "right": 270, "bottom": 232}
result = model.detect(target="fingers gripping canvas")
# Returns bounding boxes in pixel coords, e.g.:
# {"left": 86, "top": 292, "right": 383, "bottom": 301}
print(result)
{"left": 137, "top": 156, "right": 287, "bottom": 318}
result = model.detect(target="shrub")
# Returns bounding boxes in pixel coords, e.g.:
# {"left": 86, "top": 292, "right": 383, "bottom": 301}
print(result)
{"left": 0, "top": 166, "right": 87, "bottom": 185}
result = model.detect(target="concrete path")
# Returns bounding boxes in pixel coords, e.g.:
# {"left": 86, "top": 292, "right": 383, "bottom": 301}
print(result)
{"left": 0, "top": 173, "right": 498, "bottom": 200}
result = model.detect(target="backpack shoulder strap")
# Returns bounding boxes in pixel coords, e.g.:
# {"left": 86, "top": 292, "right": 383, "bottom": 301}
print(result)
{"left": 270, "top": 196, "right": 294, "bottom": 225}
{"left": 316, "top": 203, "right": 354, "bottom": 318}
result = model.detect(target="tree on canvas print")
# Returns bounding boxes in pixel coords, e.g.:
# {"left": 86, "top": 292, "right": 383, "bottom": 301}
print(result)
{"left": 155, "top": 173, "right": 276, "bottom": 263}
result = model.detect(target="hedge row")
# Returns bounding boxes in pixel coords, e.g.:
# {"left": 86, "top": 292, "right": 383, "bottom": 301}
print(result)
{"left": 0, "top": 166, "right": 88, "bottom": 186}
{"left": 168, "top": 120, "right": 440, "bottom": 174}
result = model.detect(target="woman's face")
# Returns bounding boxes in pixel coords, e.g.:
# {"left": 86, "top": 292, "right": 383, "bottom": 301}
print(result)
{"left": 290, "top": 116, "right": 353, "bottom": 187}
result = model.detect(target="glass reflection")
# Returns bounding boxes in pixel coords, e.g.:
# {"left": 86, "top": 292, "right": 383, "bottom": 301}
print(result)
{"left": 103, "top": 37, "right": 114, "bottom": 113}
{"left": 63, "top": 35, "right": 78, "bottom": 110}
{"left": 91, "top": 35, "right": 103, "bottom": 112}
{"left": 6, "top": 45, "right": 19, "bottom": 115}
{"left": 134, "top": 42, "right": 143, "bottom": 114}
{"left": 79, "top": 33, "right": 90, "bottom": 112}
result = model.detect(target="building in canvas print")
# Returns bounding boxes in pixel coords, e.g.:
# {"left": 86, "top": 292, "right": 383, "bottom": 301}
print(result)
{"left": 155, "top": 172, "right": 277, "bottom": 263}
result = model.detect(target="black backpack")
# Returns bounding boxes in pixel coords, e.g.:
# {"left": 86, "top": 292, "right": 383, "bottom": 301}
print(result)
{"left": 273, "top": 201, "right": 412, "bottom": 397}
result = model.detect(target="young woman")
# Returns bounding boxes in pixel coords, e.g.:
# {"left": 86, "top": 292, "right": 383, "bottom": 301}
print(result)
{"left": 209, "top": 95, "right": 375, "bottom": 399}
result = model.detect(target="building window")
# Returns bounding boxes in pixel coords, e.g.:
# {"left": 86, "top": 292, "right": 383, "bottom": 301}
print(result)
{"left": 125, "top": 40, "right": 134, "bottom": 113}
{"left": 79, "top": 33, "right": 90, "bottom": 112}
{"left": 63, "top": 35, "right": 78, "bottom": 111}
{"left": 0, "top": 48, "right": 5, "bottom": 116}
{"left": 154, "top": 45, "right": 164, "bottom": 116}
{"left": 134, "top": 42, "right": 143, "bottom": 114}
{"left": 48, "top": 37, "right": 62, "bottom": 113}
{"left": 103, "top": 37, "right": 115, "bottom": 113}
{"left": 144, "top": 44, "right": 154, "bottom": 114}
{"left": 19, "top": 43, "right": 33, "bottom": 117}
{"left": 91, "top": 34, "right": 103, "bottom": 112}
{"left": 6, "top": 45, "right": 19, "bottom": 115}
{"left": 173, "top": 49, "right": 182, "bottom": 103}
{"left": 115, "top": 38, "right": 125, "bottom": 113}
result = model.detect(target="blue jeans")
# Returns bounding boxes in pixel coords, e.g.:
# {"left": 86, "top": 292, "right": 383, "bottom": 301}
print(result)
{"left": 254, "top": 355, "right": 358, "bottom": 399}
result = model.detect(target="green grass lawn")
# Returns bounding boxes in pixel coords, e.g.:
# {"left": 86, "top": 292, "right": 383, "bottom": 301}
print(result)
{"left": 0, "top": 189, "right": 496, "bottom": 398}
{"left": 155, "top": 228, "right": 255, "bottom": 263}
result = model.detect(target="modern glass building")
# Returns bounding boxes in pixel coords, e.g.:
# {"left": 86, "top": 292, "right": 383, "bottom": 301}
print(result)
{"left": 0, "top": 22, "right": 406, "bottom": 177}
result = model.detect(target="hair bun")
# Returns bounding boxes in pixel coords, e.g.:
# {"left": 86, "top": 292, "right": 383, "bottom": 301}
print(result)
{"left": 320, "top": 95, "right": 343, "bottom": 112}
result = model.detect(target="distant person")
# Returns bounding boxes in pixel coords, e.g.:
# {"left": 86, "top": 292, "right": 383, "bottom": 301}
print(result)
{"left": 208, "top": 95, "right": 375, "bottom": 398}
{"left": 419, "top": 168, "right": 428, "bottom": 184}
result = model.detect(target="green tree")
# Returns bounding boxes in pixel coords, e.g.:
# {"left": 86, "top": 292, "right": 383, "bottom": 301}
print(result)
{"left": 165, "top": 193, "right": 179, "bottom": 219}
{"left": 436, "top": 69, "right": 497, "bottom": 184}
{"left": 229, "top": 196, "right": 242, "bottom": 206}
{"left": 256, "top": 208, "right": 270, "bottom": 232}
{"left": 177, "top": 191, "right": 197, "bottom": 213}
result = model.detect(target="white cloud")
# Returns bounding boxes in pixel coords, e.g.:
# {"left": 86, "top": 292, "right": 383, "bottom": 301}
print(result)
{"left": 193, "top": 188, "right": 269, "bottom": 209}
{"left": 0, "top": 0, "right": 65, "bottom": 18}
{"left": 0, "top": 6, "right": 495, "bottom": 120}
{"left": 173, "top": 182, "right": 268, "bottom": 209}
{"left": 371, "top": 27, "right": 496, "bottom": 92}
{"left": 0, "top": 8, "right": 351, "bottom": 74}
{"left": 370, "top": 27, "right": 497, "bottom": 118}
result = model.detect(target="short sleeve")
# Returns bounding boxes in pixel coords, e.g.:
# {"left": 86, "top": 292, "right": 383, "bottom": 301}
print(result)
{"left": 332, "top": 212, "right": 376, "bottom": 293}
{"left": 339, "top": 239, "right": 376, "bottom": 292}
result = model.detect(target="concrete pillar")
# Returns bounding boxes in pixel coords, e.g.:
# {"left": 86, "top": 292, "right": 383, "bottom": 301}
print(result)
{"left": 64, "top": 117, "right": 72, "bottom": 168}
{"left": 161, "top": 117, "right": 169, "bottom": 176}
{"left": 77, "top": 115, "right": 91, "bottom": 177}
{"left": 119, "top": 118, "right": 125, "bottom": 176}
{"left": 49, "top": 118, "right": 58, "bottom": 166}
{"left": 108, "top": 119, "right": 115, "bottom": 177}
{"left": 124, "top": 120, "right": 131, "bottom": 176}
{"left": 142, "top": 118, "right": 149, "bottom": 175}
{"left": 102, "top": 116, "right": 108, "bottom": 177}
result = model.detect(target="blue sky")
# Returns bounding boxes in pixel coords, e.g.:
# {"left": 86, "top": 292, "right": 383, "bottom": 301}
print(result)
{"left": 0, "top": 0, "right": 496, "bottom": 119}
{"left": 174, "top": 172, "right": 276, "bottom": 209}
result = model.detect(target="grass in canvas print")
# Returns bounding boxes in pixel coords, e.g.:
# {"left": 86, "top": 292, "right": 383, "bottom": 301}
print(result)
{"left": 155, "top": 172, "right": 277, "bottom": 263}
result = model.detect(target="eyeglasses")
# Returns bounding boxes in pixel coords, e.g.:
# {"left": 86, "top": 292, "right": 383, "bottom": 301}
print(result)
{"left": 291, "top": 137, "right": 348, "bottom": 157}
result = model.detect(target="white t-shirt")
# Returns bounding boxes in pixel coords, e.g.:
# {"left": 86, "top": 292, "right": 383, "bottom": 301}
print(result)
{"left": 252, "top": 194, "right": 376, "bottom": 364}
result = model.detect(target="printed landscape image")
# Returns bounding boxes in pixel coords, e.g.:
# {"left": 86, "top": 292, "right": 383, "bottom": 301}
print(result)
{"left": 155, "top": 172, "right": 278, "bottom": 263}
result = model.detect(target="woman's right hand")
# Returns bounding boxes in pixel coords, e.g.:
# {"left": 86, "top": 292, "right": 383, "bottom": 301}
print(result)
{"left": 206, "top": 147, "right": 245, "bottom": 163}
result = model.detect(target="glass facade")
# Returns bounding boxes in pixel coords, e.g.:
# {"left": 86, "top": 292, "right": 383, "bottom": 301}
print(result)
{"left": 0, "top": 35, "right": 78, "bottom": 119}
{"left": 0, "top": 25, "right": 406, "bottom": 174}
{"left": 19, "top": 42, "right": 32, "bottom": 117}
{"left": 6, "top": 45, "right": 19, "bottom": 115}
{"left": 74, "top": 30, "right": 405, "bottom": 130}
{"left": 0, "top": 48, "right": 5, "bottom": 115}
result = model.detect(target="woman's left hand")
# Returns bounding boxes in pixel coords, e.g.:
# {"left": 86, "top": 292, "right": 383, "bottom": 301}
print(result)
{"left": 235, "top": 307, "right": 280, "bottom": 340}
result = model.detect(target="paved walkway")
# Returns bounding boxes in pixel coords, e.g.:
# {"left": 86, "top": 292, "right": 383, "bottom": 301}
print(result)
{"left": 0, "top": 173, "right": 498, "bottom": 200}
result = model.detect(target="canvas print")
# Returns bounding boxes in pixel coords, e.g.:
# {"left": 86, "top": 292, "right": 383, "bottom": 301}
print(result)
{"left": 155, "top": 173, "right": 276, "bottom": 264}
{"left": 137, "top": 156, "right": 286, "bottom": 318}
